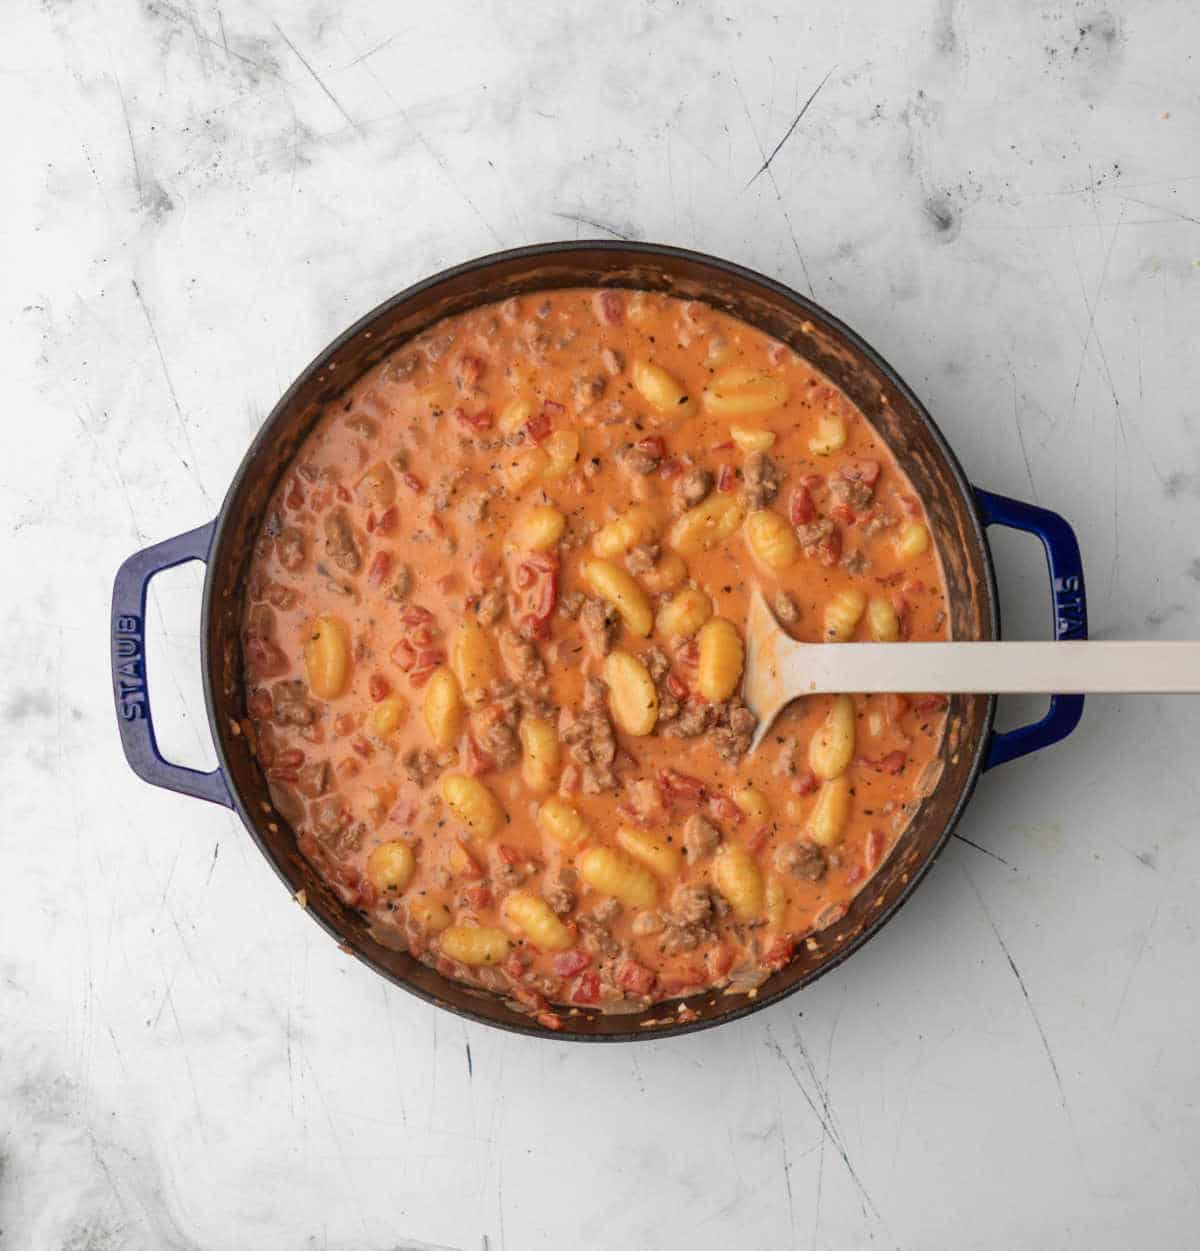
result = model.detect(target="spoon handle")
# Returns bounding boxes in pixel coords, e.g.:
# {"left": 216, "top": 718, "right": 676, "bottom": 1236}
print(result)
{"left": 781, "top": 640, "right": 1200, "bottom": 694}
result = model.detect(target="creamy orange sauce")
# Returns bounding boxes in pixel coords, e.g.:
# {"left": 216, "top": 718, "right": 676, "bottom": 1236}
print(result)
{"left": 241, "top": 288, "right": 948, "bottom": 1023}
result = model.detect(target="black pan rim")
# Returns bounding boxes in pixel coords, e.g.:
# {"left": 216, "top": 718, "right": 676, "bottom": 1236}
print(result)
{"left": 201, "top": 239, "right": 1001, "bottom": 1042}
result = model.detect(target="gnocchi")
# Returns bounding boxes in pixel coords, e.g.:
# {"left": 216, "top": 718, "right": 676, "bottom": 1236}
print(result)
{"left": 745, "top": 509, "right": 800, "bottom": 570}
{"left": 578, "top": 846, "right": 659, "bottom": 908}
{"left": 439, "top": 925, "right": 512, "bottom": 966}
{"left": 702, "top": 367, "right": 788, "bottom": 416}
{"left": 809, "top": 694, "right": 856, "bottom": 781}
{"left": 304, "top": 616, "right": 350, "bottom": 700}
{"left": 440, "top": 773, "right": 505, "bottom": 838}
{"left": 603, "top": 650, "right": 659, "bottom": 736}
{"left": 423, "top": 667, "right": 464, "bottom": 749}
{"left": 697, "top": 618, "right": 744, "bottom": 701}
{"left": 633, "top": 360, "right": 697, "bottom": 417}
{"left": 713, "top": 843, "right": 765, "bottom": 920}
{"left": 582, "top": 558, "right": 653, "bottom": 637}
{"left": 503, "top": 891, "right": 573, "bottom": 951}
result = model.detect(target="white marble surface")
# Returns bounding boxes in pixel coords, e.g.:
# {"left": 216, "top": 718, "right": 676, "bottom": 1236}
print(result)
{"left": 5, "top": 0, "right": 1200, "bottom": 1247}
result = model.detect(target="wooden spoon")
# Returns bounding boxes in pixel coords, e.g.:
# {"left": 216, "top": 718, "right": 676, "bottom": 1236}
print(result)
{"left": 742, "top": 588, "right": 1200, "bottom": 755}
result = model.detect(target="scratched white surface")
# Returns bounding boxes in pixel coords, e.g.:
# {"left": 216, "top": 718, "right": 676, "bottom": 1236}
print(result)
{"left": 5, "top": 1, "right": 1200, "bottom": 1247}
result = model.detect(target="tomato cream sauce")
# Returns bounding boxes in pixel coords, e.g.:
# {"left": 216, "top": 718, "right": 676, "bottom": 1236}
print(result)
{"left": 241, "top": 287, "right": 948, "bottom": 1023}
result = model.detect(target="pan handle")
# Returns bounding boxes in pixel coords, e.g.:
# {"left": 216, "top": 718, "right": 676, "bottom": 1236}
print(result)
{"left": 111, "top": 521, "right": 232, "bottom": 807}
{"left": 974, "top": 488, "right": 1087, "bottom": 769}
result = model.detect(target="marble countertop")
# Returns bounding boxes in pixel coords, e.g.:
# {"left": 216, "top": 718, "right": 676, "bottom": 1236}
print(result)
{"left": 6, "top": 1, "right": 1200, "bottom": 1247}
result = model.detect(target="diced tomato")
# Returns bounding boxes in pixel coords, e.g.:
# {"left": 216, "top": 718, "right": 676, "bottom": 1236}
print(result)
{"left": 411, "top": 625, "right": 436, "bottom": 648}
{"left": 876, "top": 750, "right": 907, "bottom": 775}
{"left": 367, "top": 551, "right": 392, "bottom": 589}
{"left": 594, "top": 290, "right": 624, "bottom": 325}
{"left": 462, "top": 735, "right": 494, "bottom": 777}
{"left": 762, "top": 937, "right": 794, "bottom": 971}
{"left": 816, "top": 527, "right": 842, "bottom": 567}
{"left": 900, "top": 494, "right": 922, "bottom": 517}
{"left": 455, "top": 354, "right": 485, "bottom": 391}
{"left": 842, "top": 459, "right": 881, "bottom": 487}
{"left": 914, "top": 694, "right": 948, "bottom": 714}
{"left": 253, "top": 724, "right": 276, "bottom": 767}
{"left": 245, "top": 637, "right": 286, "bottom": 679}
{"left": 865, "top": 827, "right": 889, "bottom": 872}
{"left": 376, "top": 505, "right": 398, "bottom": 533}
{"left": 746, "top": 824, "right": 771, "bottom": 854}
{"left": 247, "top": 689, "right": 273, "bottom": 720}
{"left": 388, "top": 799, "right": 417, "bottom": 826}
{"left": 267, "top": 765, "right": 299, "bottom": 783}
{"left": 616, "top": 961, "right": 656, "bottom": 997}
{"left": 399, "top": 605, "right": 434, "bottom": 626}
{"left": 707, "top": 793, "right": 743, "bottom": 825}
{"left": 401, "top": 472, "right": 424, "bottom": 493}
{"left": 715, "top": 463, "right": 736, "bottom": 493}
{"left": 368, "top": 673, "right": 390, "bottom": 702}
{"left": 408, "top": 666, "right": 436, "bottom": 688}
{"left": 659, "top": 768, "right": 707, "bottom": 805}
{"left": 666, "top": 672, "right": 688, "bottom": 699}
{"left": 496, "top": 844, "right": 520, "bottom": 867}
{"left": 351, "top": 736, "right": 373, "bottom": 759}
{"left": 831, "top": 503, "right": 856, "bottom": 525}
{"left": 464, "top": 885, "right": 493, "bottom": 910}
{"left": 571, "top": 970, "right": 601, "bottom": 1004}
{"left": 455, "top": 406, "right": 493, "bottom": 433}
{"left": 657, "top": 457, "right": 684, "bottom": 480}
{"left": 331, "top": 865, "right": 361, "bottom": 898}
{"left": 335, "top": 484, "right": 351, "bottom": 503}
{"left": 528, "top": 400, "right": 563, "bottom": 444}
{"left": 276, "top": 748, "right": 304, "bottom": 769}
{"left": 801, "top": 473, "right": 825, "bottom": 492}
{"left": 552, "top": 949, "right": 592, "bottom": 977}
{"left": 414, "top": 648, "right": 446, "bottom": 670}
{"left": 636, "top": 436, "right": 665, "bottom": 460}
{"left": 789, "top": 486, "right": 815, "bottom": 526}
{"left": 791, "top": 768, "right": 818, "bottom": 796}
{"left": 391, "top": 640, "right": 416, "bottom": 671}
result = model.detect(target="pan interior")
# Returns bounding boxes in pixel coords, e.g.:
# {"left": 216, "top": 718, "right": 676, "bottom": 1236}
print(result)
{"left": 203, "top": 244, "right": 996, "bottom": 1041}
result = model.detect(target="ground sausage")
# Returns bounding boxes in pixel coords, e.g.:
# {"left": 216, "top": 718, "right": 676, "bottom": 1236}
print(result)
{"left": 675, "top": 467, "right": 712, "bottom": 509}
{"left": 323, "top": 507, "right": 361, "bottom": 574}
{"left": 776, "top": 838, "right": 827, "bottom": 882}
{"left": 741, "top": 452, "right": 781, "bottom": 509}
{"left": 277, "top": 527, "right": 307, "bottom": 573}
{"left": 682, "top": 813, "right": 721, "bottom": 861}
{"left": 579, "top": 596, "right": 618, "bottom": 658}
